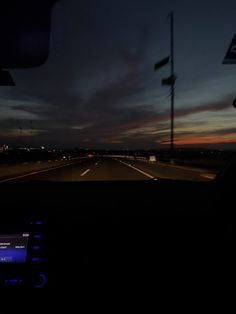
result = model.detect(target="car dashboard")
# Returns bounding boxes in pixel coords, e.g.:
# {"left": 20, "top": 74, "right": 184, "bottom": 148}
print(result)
{"left": 0, "top": 179, "right": 232, "bottom": 292}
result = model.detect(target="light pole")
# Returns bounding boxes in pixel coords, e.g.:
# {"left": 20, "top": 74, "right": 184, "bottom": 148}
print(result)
{"left": 154, "top": 11, "right": 176, "bottom": 161}
{"left": 170, "top": 11, "right": 175, "bottom": 156}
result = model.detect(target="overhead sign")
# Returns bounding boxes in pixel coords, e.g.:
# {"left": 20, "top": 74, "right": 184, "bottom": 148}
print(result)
{"left": 223, "top": 34, "right": 236, "bottom": 64}
{"left": 154, "top": 56, "right": 170, "bottom": 71}
{"left": 162, "top": 75, "right": 177, "bottom": 86}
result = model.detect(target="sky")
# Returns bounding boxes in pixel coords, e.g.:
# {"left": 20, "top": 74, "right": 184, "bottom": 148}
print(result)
{"left": 1, "top": 0, "right": 236, "bottom": 149}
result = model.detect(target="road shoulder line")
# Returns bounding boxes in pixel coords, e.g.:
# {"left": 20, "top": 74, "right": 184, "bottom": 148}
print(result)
{"left": 0, "top": 162, "right": 77, "bottom": 183}
{"left": 114, "top": 158, "right": 156, "bottom": 179}
{"left": 80, "top": 169, "right": 90, "bottom": 176}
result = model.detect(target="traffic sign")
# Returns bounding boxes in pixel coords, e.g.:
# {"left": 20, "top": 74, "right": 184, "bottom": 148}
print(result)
{"left": 223, "top": 34, "right": 236, "bottom": 64}
{"left": 154, "top": 56, "right": 170, "bottom": 71}
{"left": 162, "top": 75, "right": 177, "bottom": 86}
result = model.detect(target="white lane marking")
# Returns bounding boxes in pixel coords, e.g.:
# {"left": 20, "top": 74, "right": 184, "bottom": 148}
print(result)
{"left": 80, "top": 169, "right": 90, "bottom": 176}
{"left": 115, "top": 159, "right": 156, "bottom": 179}
{"left": 0, "top": 162, "right": 77, "bottom": 183}
{"left": 200, "top": 173, "right": 216, "bottom": 180}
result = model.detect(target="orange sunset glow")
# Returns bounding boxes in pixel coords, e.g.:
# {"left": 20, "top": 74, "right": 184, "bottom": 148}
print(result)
{"left": 174, "top": 134, "right": 236, "bottom": 146}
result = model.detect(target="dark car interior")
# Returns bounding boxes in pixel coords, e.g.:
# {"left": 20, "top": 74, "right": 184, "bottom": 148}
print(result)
{"left": 0, "top": 1, "right": 232, "bottom": 297}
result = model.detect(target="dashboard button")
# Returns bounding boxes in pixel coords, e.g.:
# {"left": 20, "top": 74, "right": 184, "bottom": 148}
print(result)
{"left": 34, "top": 273, "right": 47, "bottom": 289}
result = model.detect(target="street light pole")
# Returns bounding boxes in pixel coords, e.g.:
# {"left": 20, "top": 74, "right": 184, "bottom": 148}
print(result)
{"left": 170, "top": 11, "right": 175, "bottom": 157}
{"left": 154, "top": 11, "right": 176, "bottom": 159}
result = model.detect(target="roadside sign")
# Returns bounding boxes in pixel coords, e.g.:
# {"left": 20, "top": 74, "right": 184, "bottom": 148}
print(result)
{"left": 148, "top": 156, "right": 157, "bottom": 163}
{"left": 154, "top": 56, "right": 170, "bottom": 71}
{"left": 162, "top": 75, "right": 177, "bottom": 86}
{"left": 233, "top": 98, "right": 236, "bottom": 108}
{"left": 223, "top": 34, "right": 236, "bottom": 64}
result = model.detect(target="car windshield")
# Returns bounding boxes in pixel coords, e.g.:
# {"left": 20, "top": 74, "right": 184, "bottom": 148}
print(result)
{"left": 0, "top": 0, "right": 236, "bottom": 183}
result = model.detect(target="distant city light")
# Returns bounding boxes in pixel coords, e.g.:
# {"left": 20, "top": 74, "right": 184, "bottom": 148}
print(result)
{"left": 0, "top": 145, "right": 9, "bottom": 153}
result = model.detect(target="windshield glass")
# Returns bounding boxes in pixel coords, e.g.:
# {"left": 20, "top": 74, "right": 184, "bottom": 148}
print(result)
{"left": 0, "top": 0, "right": 236, "bottom": 182}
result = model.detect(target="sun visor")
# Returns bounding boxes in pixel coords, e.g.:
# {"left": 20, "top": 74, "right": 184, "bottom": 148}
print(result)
{"left": 0, "top": 1, "right": 59, "bottom": 69}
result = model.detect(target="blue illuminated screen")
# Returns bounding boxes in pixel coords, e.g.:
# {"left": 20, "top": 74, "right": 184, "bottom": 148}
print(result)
{"left": 0, "top": 233, "right": 29, "bottom": 263}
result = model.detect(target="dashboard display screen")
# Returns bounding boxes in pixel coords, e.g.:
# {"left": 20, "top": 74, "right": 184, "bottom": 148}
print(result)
{"left": 0, "top": 233, "right": 29, "bottom": 263}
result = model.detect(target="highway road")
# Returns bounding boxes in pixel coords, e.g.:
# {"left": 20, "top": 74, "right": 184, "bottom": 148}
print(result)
{"left": 0, "top": 156, "right": 217, "bottom": 183}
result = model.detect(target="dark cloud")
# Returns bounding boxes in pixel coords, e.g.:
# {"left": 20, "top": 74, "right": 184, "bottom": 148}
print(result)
{"left": 1, "top": 0, "right": 236, "bottom": 148}
{"left": 174, "top": 128, "right": 236, "bottom": 138}
{"left": 1, "top": 82, "right": 233, "bottom": 148}
{"left": 156, "top": 96, "right": 232, "bottom": 123}
{"left": 212, "top": 127, "right": 236, "bottom": 136}
{"left": 175, "top": 99, "right": 232, "bottom": 117}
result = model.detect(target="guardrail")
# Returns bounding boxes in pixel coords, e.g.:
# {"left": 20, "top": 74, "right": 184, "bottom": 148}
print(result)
{"left": 106, "top": 155, "right": 156, "bottom": 163}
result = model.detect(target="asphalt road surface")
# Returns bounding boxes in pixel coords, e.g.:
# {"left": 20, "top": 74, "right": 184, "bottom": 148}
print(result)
{"left": 0, "top": 157, "right": 216, "bottom": 183}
